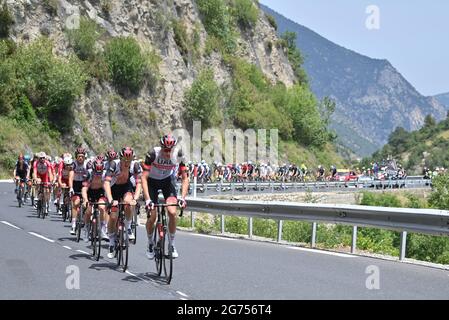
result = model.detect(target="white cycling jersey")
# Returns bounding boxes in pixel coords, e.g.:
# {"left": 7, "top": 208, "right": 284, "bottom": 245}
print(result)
{"left": 143, "top": 147, "right": 186, "bottom": 180}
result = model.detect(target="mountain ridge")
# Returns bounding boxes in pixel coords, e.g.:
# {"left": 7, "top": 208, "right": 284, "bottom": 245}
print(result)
{"left": 260, "top": 3, "right": 447, "bottom": 157}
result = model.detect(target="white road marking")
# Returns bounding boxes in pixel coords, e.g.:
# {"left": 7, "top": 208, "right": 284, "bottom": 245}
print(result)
{"left": 63, "top": 246, "right": 72, "bottom": 250}
{"left": 180, "top": 297, "right": 189, "bottom": 300}
{"left": 176, "top": 291, "right": 189, "bottom": 298}
{"left": 189, "top": 233, "right": 236, "bottom": 241}
{"left": 287, "top": 246, "right": 354, "bottom": 258}
{"left": 28, "top": 232, "right": 55, "bottom": 243}
{"left": 1, "top": 221, "right": 21, "bottom": 230}
{"left": 125, "top": 270, "right": 149, "bottom": 283}
{"left": 76, "top": 250, "right": 89, "bottom": 255}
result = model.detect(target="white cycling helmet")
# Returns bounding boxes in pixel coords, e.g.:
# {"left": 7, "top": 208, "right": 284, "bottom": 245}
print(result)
{"left": 63, "top": 155, "right": 73, "bottom": 166}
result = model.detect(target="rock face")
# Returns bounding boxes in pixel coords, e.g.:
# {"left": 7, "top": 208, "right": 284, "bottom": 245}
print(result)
{"left": 261, "top": 4, "right": 448, "bottom": 157}
{"left": 7, "top": 0, "right": 295, "bottom": 155}
{"left": 434, "top": 92, "right": 449, "bottom": 109}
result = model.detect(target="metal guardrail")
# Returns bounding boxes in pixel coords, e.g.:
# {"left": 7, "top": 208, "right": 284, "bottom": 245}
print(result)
{"left": 186, "top": 198, "right": 449, "bottom": 261}
{"left": 184, "top": 178, "right": 432, "bottom": 195}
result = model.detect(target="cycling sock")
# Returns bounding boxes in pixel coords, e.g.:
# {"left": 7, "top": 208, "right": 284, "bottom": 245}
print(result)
{"left": 71, "top": 219, "right": 76, "bottom": 228}
{"left": 147, "top": 231, "right": 154, "bottom": 245}
{"left": 169, "top": 233, "right": 175, "bottom": 246}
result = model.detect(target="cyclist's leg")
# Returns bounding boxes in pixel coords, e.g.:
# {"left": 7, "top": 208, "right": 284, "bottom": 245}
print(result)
{"left": 98, "top": 196, "right": 108, "bottom": 239}
{"left": 107, "top": 184, "right": 120, "bottom": 255}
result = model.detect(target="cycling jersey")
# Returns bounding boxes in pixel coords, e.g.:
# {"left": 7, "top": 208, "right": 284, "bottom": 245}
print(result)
{"left": 105, "top": 159, "right": 142, "bottom": 201}
{"left": 34, "top": 159, "right": 53, "bottom": 183}
{"left": 83, "top": 170, "right": 106, "bottom": 202}
{"left": 143, "top": 147, "right": 186, "bottom": 180}
{"left": 15, "top": 161, "right": 29, "bottom": 179}
{"left": 71, "top": 160, "right": 90, "bottom": 194}
{"left": 58, "top": 162, "right": 72, "bottom": 184}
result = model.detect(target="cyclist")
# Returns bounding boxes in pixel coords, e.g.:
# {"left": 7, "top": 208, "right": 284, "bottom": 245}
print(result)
{"left": 57, "top": 154, "right": 73, "bottom": 215}
{"left": 330, "top": 165, "right": 337, "bottom": 180}
{"left": 68, "top": 147, "right": 91, "bottom": 235}
{"left": 33, "top": 152, "right": 54, "bottom": 215}
{"left": 81, "top": 155, "right": 108, "bottom": 242}
{"left": 142, "top": 134, "right": 189, "bottom": 260}
{"left": 104, "top": 147, "right": 142, "bottom": 259}
{"left": 13, "top": 154, "right": 30, "bottom": 201}
{"left": 317, "top": 165, "right": 325, "bottom": 181}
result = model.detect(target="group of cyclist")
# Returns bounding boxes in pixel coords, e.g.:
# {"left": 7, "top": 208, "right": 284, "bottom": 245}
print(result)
{"left": 13, "top": 134, "right": 188, "bottom": 261}
{"left": 187, "top": 161, "right": 312, "bottom": 184}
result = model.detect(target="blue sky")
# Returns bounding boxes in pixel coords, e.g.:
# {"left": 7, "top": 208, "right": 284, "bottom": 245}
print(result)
{"left": 260, "top": 0, "right": 449, "bottom": 96}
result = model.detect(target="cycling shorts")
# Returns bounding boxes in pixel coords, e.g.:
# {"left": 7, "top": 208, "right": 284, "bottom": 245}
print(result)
{"left": 147, "top": 176, "right": 177, "bottom": 204}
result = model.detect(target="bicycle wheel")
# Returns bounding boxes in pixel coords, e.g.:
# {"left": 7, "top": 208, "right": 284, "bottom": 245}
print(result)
{"left": 116, "top": 222, "right": 128, "bottom": 271}
{"left": 95, "top": 215, "right": 102, "bottom": 261}
{"left": 18, "top": 187, "right": 23, "bottom": 208}
{"left": 91, "top": 215, "right": 98, "bottom": 258}
{"left": 62, "top": 204, "right": 67, "bottom": 222}
{"left": 122, "top": 223, "right": 129, "bottom": 272}
{"left": 37, "top": 199, "right": 41, "bottom": 218}
{"left": 131, "top": 209, "right": 138, "bottom": 245}
{"left": 76, "top": 207, "right": 82, "bottom": 242}
{"left": 162, "top": 228, "right": 173, "bottom": 284}
{"left": 154, "top": 225, "right": 163, "bottom": 276}
{"left": 42, "top": 200, "right": 48, "bottom": 219}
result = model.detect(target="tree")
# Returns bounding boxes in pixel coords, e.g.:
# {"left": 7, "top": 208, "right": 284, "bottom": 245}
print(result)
{"left": 424, "top": 114, "right": 436, "bottom": 128}
{"left": 0, "top": 1, "right": 14, "bottom": 38}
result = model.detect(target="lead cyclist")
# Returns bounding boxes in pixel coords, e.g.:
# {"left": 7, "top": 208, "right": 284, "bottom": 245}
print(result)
{"left": 141, "top": 134, "right": 189, "bottom": 259}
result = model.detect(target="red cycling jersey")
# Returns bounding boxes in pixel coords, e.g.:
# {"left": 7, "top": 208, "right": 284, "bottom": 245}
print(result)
{"left": 34, "top": 160, "right": 53, "bottom": 184}
{"left": 58, "top": 161, "right": 72, "bottom": 185}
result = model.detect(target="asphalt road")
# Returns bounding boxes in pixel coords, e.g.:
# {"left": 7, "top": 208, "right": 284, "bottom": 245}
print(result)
{"left": 0, "top": 183, "right": 448, "bottom": 300}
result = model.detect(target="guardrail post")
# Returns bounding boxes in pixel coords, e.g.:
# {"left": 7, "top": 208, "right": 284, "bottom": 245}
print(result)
{"left": 311, "top": 222, "right": 317, "bottom": 248}
{"left": 351, "top": 226, "right": 358, "bottom": 254}
{"left": 400, "top": 231, "right": 407, "bottom": 261}
{"left": 277, "top": 220, "right": 283, "bottom": 242}
{"left": 191, "top": 175, "right": 197, "bottom": 229}
{"left": 231, "top": 183, "right": 235, "bottom": 197}
{"left": 248, "top": 217, "right": 253, "bottom": 239}
{"left": 219, "top": 181, "right": 222, "bottom": 195}
{"left": 271, "top": 181, "right": 274, "bottom": 193}
{"left": 204, "top": 183, "right": 207, "bottom": 196}
{"left": 221, "top": 215, "right": 225, "bottom": 234}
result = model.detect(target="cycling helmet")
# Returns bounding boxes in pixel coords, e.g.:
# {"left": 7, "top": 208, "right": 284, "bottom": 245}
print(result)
{"left": 75, "top": 147, "right": 86, "bottom": 157}
{"left": 63, "top": 155, "right": 73, "bottom": 166}
{"left": 160, "top": 134, "right": 177, "bottom": 149}
{"left": 120, "top": 147, "right": 134, "bottom": 159}
{"left": 106, "top": 148, "right": 117, "bottom": 160}
{"left": 95, "top": 154, "right": 105, "bottom": 162}
{"left": 93, "top": 158, "right": 105, "bottom": 173}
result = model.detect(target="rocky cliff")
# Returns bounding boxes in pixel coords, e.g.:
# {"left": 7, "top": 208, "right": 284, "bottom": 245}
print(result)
{"left": 6, "top": 0, "right": 296, "bottom": 155}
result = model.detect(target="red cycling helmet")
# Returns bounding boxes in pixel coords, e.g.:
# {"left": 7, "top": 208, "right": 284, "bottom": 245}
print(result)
{"left": 93, "top": 158, "right": 105, "bottom": 173}
{"left": 106, "top": 149, "right": 117, "bottom": 160}
{"left": 75, "top": 147, "right": 86, "bottom": 157}
{"left": 95, "top": 154, "right": 105, "bottom": 162}
{"left": 120, "top": 147, "right": 134, "bottom": 159}
{"left": 160, "top": 134, "right": 177, "bottom": 149}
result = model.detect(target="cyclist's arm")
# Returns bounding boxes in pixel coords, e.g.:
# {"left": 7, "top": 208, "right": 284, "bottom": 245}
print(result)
{"left": 179, "top": 162, "right": 189, "bottom": 199}
{"left": 49, "top": 165, "right": 54, "bottom": 183}
{"left": 132, "top": 162, "right": 142, "bottom": 201}
{"left": 141, "top": 151, "right": 155, "bottom": 202}
{"left": 33, "top": 161, "right": 38, "bottom": 182}
{"left": 68, "top": 170, "right": 74, "bottom": 189}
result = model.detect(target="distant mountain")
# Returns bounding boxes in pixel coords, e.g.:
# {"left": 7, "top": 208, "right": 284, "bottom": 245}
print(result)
{"left": 367, "top": 115, "right": 449, "bottom": 175}
{"left": 260, "top": 4, "right": 447, "bottom": 157}
{"left": 434, "top": 92, "right": 449, "bottom": 108}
